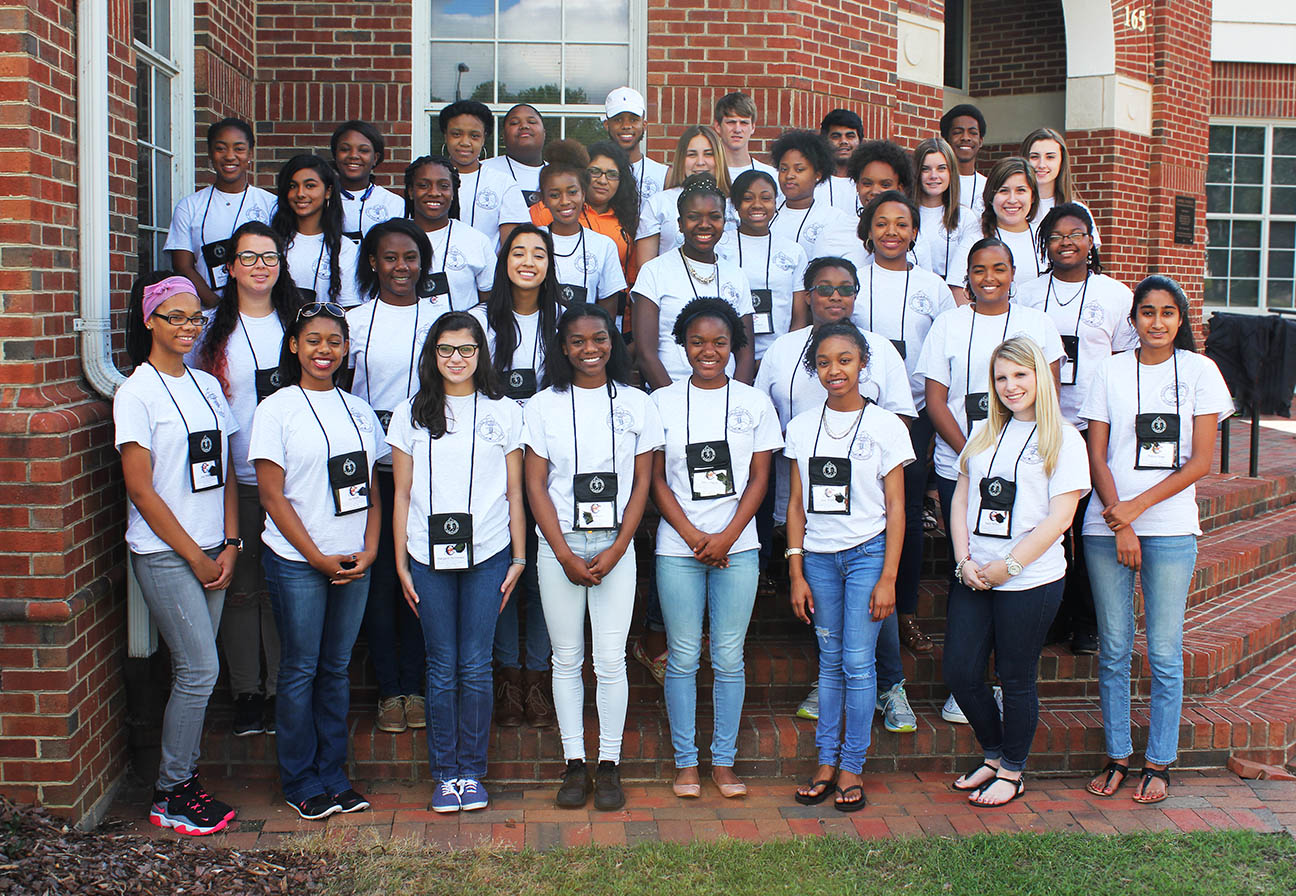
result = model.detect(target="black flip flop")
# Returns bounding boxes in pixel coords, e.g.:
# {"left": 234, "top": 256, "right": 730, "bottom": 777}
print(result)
{"left": 834, "top": 784, "right": 866, "bottom": 813}
{"left": 794, "top": 777, "right": 835, "bottom": 806}
{"left": 1133, "top": 767, "right": 1170, "bottom": 804}
{"left": 951, "top": 761, "right": 999, "bottom": 792}
{"left": 1086, "top": 761, "right": 1130, "bottom": 797}
{"left": 970, "top": 775, "right": 1025, "bottom": 808}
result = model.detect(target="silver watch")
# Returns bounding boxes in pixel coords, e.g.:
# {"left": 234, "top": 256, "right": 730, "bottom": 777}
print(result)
{"left": 1004, "top": 553, "right": 1024, "bottom": 577}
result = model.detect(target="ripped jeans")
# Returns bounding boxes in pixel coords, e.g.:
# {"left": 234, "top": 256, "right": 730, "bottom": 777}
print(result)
{"left": 801, "top": 532, "right": 887, "bottom": 774}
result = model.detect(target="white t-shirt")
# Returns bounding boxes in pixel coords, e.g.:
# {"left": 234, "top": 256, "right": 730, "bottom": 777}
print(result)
{"left": 813, "top": 176, "right": 859, "bottom": 216}
{"left": 346, "top": 299, "right": 435, "bottom": 431}
{"left": 385, "top": 392, "right": 523, "bottom": 566}
{"left": 164, "top": 185, "right": 277, "bottom": 290}
{"left": 424, "top": 220, "right": 496, "bottom": 313}
{"left": 1080, "top": 350, "right": 1234, "bottom": 537}
{"left": 961, "top": 418, "right": 1090, "bottom": 590}
{"left": 340, "top": 182, "right": 405, "bottom": 241}
{"left": 753, "top": 325, "right": 916, "bottom": 523}
{"left": 522, "top": 382, "right": 665, "bottom": 537}
{"left": 114, "top": 364, "right": 238, "bottom": 555}
{"left": 946, "top": 225, "right": 1042, "bottom": 289}
{"left": 247, "top": 386, "right": 390, "bottom": 562}
{"left": 200, "top": 310, "right": 287, "bottom": 484}
{"left": 917, "top": 204, "right": 980, "bottom": 280}
{"left": 545, "top": 227, "right": 628, "bottom": 303}
{"left": 631, "top": 251, "right": 754, "bottom": 383}
{"left": 851, "top": 263, "right": 958, "bottom": 411}
{"left": 651, "top": 378, "right": 784, "bottom": 556}
{"left": 915, "top": 304, "right": 1064, "bottom": 481}
{"left": 842, "top": 239, "right": 934, "bottom": 280}
{"left": 481, "top": 154, "right": 542, "bottom": 205}
{"left": 959, "top": 171, "right": 987, "bottom": 215}
{"left": 457, "top": 165, "right": 531, "bottom": 248}
{"left": 469, "top": 304, "right": 551, "bottom": 406}
{"left": 715, "top": 230, "right": 808, "bottom": 359}
{"left": 1031, "top": 196, "right": 1102, "bottom": 247}
{"left": 631, "top": 156, "right": 670, "bottom": 203}
{"left": 1016, "top": 272, "right": 1139, "bottom": 427}
{"left": 636, "top": 187, "right": 739, "bottom": 257}
{"left": 771, "top": 201, "right": 859, "bottom": 263}
{"left": 728, "top": 159, "right": 780, "bottom": 186}
{"left": 784, "top": 401, "right": 915, "bottom": 552}
{"left": 284, "top": 232, "right": 361, "bottom": 307}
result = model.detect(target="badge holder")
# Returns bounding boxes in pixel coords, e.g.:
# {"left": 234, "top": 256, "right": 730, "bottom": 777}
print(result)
{"left": 521, "top": 189, "right": 542, "bottom": 207}
{"left": 965, "top": 391, "right": 990, "bottom": 432}
{"left": 750, "top": 289, "right": 774, "bottom": 336}
{"left": 889, "top": 338, "right": 907, "bottom": 360}
{"left": 504, "top": 368, "right": 537, "bottom": 402}
{"left": 807, "top": 456, "right": 851, "bottom": 515}
{"left": 685, "top": 440, "right": 735, "bottom": 501}
{"left": 1135, "top": 413, "right": 1180, "bottom": 470}
{"left": 298, "top": 287, "right": 318, "bottom": 302}
{"left": 418, "top": 272, "right": 451, "bottom": 302}
{"left": 188, "top": 430, "right": 224, "bottom": 493}
{"left": 974, "top": 476, "right": 1016, "bottom": 538}
{"left": 327, "top": 450, "right": 372, "bottom": 516}
{"left": 1060, "top": 334, "right": 1079, "bottom": 386}
{"left": 343, "top": 230, "right": 363, "bottom": 246}
{"left": 573, "top": 472, "right": 618, "bottom": 531}
{"left": 429, "top": 512, "right": 473, "bottom": 571}
{"left": 374, "top": 410, "right": 393, "bottom": 433}
{"left": 254, "top": 367, "right": 283, "bottom": 404}
{"left": 559, "top": 284, "right": 588, "bottom": 305}
{"left": 201, "top": 240, "right": 229, "bottom": 287}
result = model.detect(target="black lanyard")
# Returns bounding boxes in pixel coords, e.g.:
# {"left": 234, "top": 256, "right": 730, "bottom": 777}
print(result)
{"left": 811, "top": 400, "right": 866, "bottom": 457}
{"left": 776, "top": 199, "right": 815, "bottom": 246}
{"left": 788, "top": 327, "right": 816, "bottom": 416}
{"left": 1044, "top": 273, "right": 1089, "bottom": 339}
{"left": 467, "top": 169, "right": 480, "bottom": 227}
{"left": 984, "top": 421, "right": 1036, "bottom": 484}
{"left": 363, "top": 299, "right": 420, "bottom": 407}
{"left": 965, "top": 306, "right": 1012, "bottom": 399}
{"left": 344, "top": 182, "right": 375, "bottom": 233}
{"left": 309, "top": 237, "right": 327, "bottom": 295}
{"left": 199, "top": 186, "right": 249, "bottom": 255}
{"left": 571, "top": 386, "right": 616, "bottom": 478}
{"left": 148, "top": 362, "right": 220, "bottom": 435}
{"left": 1135, "top": 349, "right": 1181, "bottom": 422}
{"left": 237, "top": 313, "right": 284, "bottom": 369}
{"left": 553, "top": 227, "right": 588, "bottom": 289}
{"left": 997, "top": 225, "right": 1039, "bottom": 276}
{"left": 679, "top": 249, "right": 720, "bottom": 301}
{"left": 736, "top": 231, "right": 772, "bottom": 291}
{"left": 685, "top": 378, "right": 730, "bottom": 445}
{"left": 298, "top": 385, "right": 365, "bottom": 461}
{"left": 431, "top": 394, "right": 477, "bottom": 515}
{"left": 868, "top": 263, "right": 910, "bottom": 344}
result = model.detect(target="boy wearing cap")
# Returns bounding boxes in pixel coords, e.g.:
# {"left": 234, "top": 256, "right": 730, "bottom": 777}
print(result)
{"left": 603, "top": 87, "right": 669, "bottom": 202}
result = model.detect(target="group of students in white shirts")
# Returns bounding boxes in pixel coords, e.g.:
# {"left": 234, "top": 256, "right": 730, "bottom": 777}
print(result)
{"left": 119, "top": 89, "right": 1234, "bottom": 834}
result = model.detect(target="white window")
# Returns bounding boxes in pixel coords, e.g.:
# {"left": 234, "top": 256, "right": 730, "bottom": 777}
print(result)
{"left": 1206, "top": 122, "right": 1296, "bottom": 311}
{"left": 412, "top": 0, "right": 648, "bottom": 156}
{"left": 134, "top": 0, "right": 193, "bottom": 273}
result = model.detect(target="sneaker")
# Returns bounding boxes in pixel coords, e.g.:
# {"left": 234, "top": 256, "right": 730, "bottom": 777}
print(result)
{"left": 150, "top": 787, "right": 229, "bottom": 836}
{"left": 432, "top": 779, "right": 462, "bottom": 814}
{"left": 922, "top": 495, "right": 941, "bottom": 532}
{"left": 941, "top": 693, "right": 969, "bottom": 724}
{"left": 631, "top": 639, "right": 667, "bottom": 687}
{"left": 593, "top": 760, "right": 625, "bottom": 812}
{"left": 180, "top": 774, "right": 236, "bottom": 823}
{"left": 263, "top": 695, "right": 276, "bottom": 735}
{"left": 523, "top": 670, "right": 557, "bottom": 728}
{"left": 457, "top": 778, "right": 489, "bottom": 811}
{"left": 556, "top": 759, "right": 592, "bottom": 809}
{"left": 232, "top": 693, "right": 265, "bottom": 737}
{"left": 331, "top": 788, "right": 370, "bottom": 814}
{"left": 1071, "top": 632, "right": 1099, "bottom": 656}
{"left": 377, "top": 696, "right": 407, "bottom": 733}
{"left": 494, "top": 668, "right": 526, "bottom": 727}
{"left": 876, "top": 682, "right": 918, "bottom": 733}
{"left": 287, "top": 793, "right": 338, "bottom": 821}
{"left": 404, "top": 694, "right": 427, "bottom": 729}
{"left": 796, "top": 683, "right": 820, "bottom": 721}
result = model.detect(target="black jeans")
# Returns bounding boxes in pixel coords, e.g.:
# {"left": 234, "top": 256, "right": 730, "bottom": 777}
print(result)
{"left": 363, "top": 469, "right": 427, "bottom": 697}
{"left": 942, "top": 578, "right": 1063, "bottom": 771}
{"left": 897, "top": 410, "right": 935, "bottom": 615}
{"left": 1056, "top": 428, "right": 1096, "bottom": 638}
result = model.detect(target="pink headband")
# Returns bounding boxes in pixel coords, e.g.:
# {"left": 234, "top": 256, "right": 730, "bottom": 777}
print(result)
{"left": 143, "top": 276, "right": 199, "bottom": 319}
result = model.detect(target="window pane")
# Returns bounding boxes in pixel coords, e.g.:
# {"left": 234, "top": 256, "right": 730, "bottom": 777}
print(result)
{"left": 1206, "top": 184, "right": 1230, "bottom": 213}
{"left": 1230, "top": 279, "right": 1260, "bottom": 306}
{"left": 136, "top": 63, "right": 151, "bottom": 144}
{"left": 154, "top": 149, "right": 172, "bottom": 226}
{"left": 1208, "top": 248, "right": 1229, "bottom": 277}
{"left": 564, "top": 44, "right": 629, "bottom": 104}
{"left": 1236, "top": 127, "right": 1264, "bottom": 155}
{"left": 498, "top": 44, "right": 562, "bottom": 104}
{"left": 1235, "top": 155, "right": 1263, "bottom": 185}
{"left": 561, "top": 115, "right": 607, "bottom": 146}
{"left": 1233, "top": 220, "right": 1261, "bottom": 247}
{"left": 133, "top": 0, "right": 149, "bottom": 46}
{"left": 1275, "top": 128, "right": 1296, "bottom": 156}
{"left": 499, "top": 0, "right": 561, "bottom": 41}
{"left": 1268, "top": 280, "right": 1295, "bottom": 308}
{"left": 153, "top": 70, "right": 171, "bottom": 150}
{"left": 1272, "top": 186, "right": 1296, "bottom": 216}
{"left": 1206, "top": 155, "right": 1231, "bottom": 184}
{"left": 1272, "top": 220, "right": 1296, "bottom": 249}
{"left": 137, "top": 145, "right": 152, "bottom": 230}
{"left": 1231, "top": 248, "right": 1260, "bottom": 278}
{"left": 566, "top": 0, "right": 629, "bottom": 42}
{"left": 430, "top": 42, "right": 496, "bottom": 105}
{"left": 1204, "top": 275, "right": 1227, "bottom": 304}
{"left": 1209, "top": 125, "right": 1232, "bottom": 154}
{"left": 1269, "top": 249, "right": 1294, "bottom": 279}
{"left": 1234, "top": 186, "right": 1263, "bottom": 214}
{"left": 1207, "top": 218, "right": 1229, "bottom": 246}
{"left": 152, "top": 0, "right": 170, "bottom": 58}
{"left": 431, "top": 0, "right": 494, "bottom": 40}
{"left": 1272, "top": 156, "right": 1296, "bottom": 186}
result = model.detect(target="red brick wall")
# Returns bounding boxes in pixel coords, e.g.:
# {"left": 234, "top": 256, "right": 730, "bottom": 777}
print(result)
{"left": 1212, "top": 62, "right": 1296, "bottom": 120}
{"left": 193, "top": 0, "right": 256, "bottom": 177}
{"left": 968, "top": 0, "right": 1066, "bottom": 97}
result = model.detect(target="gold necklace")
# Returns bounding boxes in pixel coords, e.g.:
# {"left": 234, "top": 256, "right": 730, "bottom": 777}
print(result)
{"left": 681, "top": 252, "right": 717, "bottom": 285}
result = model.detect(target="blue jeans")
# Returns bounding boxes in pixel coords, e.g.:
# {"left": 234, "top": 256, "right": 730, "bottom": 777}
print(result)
{"left": 263, "top": 549, "right": 370, "bottom": 804}
{"left": 802, "top": 532, "right": 888, "bottom": 774}
{"left": 1086, "top": 534, "right": 1196, "bottom": 766}
{"left": 943, "top": 578, "right": 1063, "bottom": 772}
{"left": 657, "top": 550, "right": 759, "bottom": 769}
{"left": 492, "top": 510, "right": 550, "bottom": 671}
{"left": 412, "top": 548, "right": 509, "bottom": 781}
{"left": 363, "top": 470, "right": 425, "bottom": 697}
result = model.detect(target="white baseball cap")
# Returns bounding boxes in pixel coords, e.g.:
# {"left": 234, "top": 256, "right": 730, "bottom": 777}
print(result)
{"left": 604, "top": 87, "right": 646, "bottom": 121}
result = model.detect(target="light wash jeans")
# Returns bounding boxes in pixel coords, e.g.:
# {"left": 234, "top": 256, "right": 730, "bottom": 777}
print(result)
{"left": 1085, "top": 534, "right": 1197, "bottom": 766}
{"left": 131, "top": 547, "right": 226, "bottom": 791}
{"left": 537, "top": 530, "right": 637, "bottom": 763}
{"left": 657, "top": 549, "right": 759, "bottom": 769}
{"left": 802, "top": 532, "right": 888, "bottom": 775}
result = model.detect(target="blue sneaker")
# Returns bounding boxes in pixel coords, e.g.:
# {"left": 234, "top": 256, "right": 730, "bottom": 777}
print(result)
{"left": 457, "top": 778, "right": 489, "bottom": 811}
{"left": 431, "top": 779, "right": 461, "bottom": 813}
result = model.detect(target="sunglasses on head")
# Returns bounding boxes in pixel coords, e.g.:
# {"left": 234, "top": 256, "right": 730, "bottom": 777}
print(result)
{"left": 296, "top": 302, "right": 347, "bottom": 321}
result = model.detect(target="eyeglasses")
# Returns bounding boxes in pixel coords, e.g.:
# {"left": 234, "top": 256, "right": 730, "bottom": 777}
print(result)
{"left": 587, "top": 167, "right": 621, "bottom": 182}
{"left": 811, "top": 284, "right": 858, "bottom": 297}
{"left": 234, "top": 250, "right": 282, "bottom": 267}
{"left": 152, "top": 311, "right": 206, "bottom": 327}
{"left": 296, "top": 302, "right": 347, "bottom": 321}
{"left": 1046, "top": 231, "right": 1091, "bottom": 245}
{"left": 435, "top": 343, "right": 479, "bottom": 358}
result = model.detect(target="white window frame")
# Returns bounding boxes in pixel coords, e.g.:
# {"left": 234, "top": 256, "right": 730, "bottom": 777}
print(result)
{"left": 411, "top": 0, "right": 648, "bottom": 157}
{"left": 1206, "top": 118, "right": 1296, "bottom": 314}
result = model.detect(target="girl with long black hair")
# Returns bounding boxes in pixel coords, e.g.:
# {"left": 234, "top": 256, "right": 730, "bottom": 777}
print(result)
{"left": 271, "top": 154, "right": 360, "bottom": 307}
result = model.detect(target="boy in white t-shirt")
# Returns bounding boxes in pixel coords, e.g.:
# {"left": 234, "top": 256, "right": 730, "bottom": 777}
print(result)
{"left": 714, "top": 92, "right": 779, "bottom": 186}
{"left": 603, "top": 87, "right": 669, "bottom": 203}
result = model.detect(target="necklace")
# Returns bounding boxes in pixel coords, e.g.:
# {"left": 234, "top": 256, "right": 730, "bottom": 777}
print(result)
{"left": 822, "top": 404, "right": 865, "bottom": 439}
{"left": 681, "top": 253, "right": 717, "bottom": 285}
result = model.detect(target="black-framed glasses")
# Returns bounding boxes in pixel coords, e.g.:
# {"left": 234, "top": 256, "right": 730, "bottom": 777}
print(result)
{"left": 587, "top": 167, "right": 621, "bottom": 182}
{"left": 151, "top": 311, "right": 206, "bottom": 327}
{"left": 1046, "top": 230, "right": 1091, "bottom": 245}
{"left": 296, "top": 302, "right": 347, "bottom": 321}
{"left": 435, "top": 343, "right": 479, "bottom": 358}
{"left": 234, "top": 250, "right": 282, "bottom": 267}
{"left": 811, "top": 283, "right": 858, "bottom": 297}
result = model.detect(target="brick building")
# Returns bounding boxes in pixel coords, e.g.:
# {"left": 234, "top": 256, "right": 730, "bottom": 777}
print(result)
{"left": 0, "top": 0, "right": 1291, "bottom": 827}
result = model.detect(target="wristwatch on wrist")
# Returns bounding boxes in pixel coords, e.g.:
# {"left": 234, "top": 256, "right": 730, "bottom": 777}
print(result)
{"left": 1004, "top": 553, "right": 1024, "bottom": 577}
{"left": 784, "top": 547, "right": 806, "bottom": 559}
{"left": 224, "top": 537, "right": 243, "bottom": 553}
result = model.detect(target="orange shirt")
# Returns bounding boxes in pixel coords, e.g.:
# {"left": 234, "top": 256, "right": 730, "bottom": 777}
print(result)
{"left": 529, "top": 203, "right": 639, "bottom": 286}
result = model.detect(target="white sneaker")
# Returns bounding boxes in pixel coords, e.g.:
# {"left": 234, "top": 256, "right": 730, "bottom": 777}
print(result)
{"left": 796, "top": 683, "right": 820, "bottom": 721}
{"left": 941, "top": 693, "right": 968, "bottom": 724}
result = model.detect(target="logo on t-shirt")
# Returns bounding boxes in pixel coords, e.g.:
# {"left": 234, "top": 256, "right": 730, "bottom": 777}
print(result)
{"left": 350, "top": 410, "right": 374, "bottom": 433}
{"left": 445, "top": 248, "right": 468, "bottom": 271}
{"left": 641, "top": 178, "right": 661, "bottom": 199}
{"left": 727, "top": 407, "right": 755, "bottom": 433}
{"left": 721, "top": 282, "right": 741, "bottom": 306}
{"left": 773, "top": 252, "right": 797, "bottom": 272}
{"left": 477, "top": 415, "right": 506, "bottom": 444}
{"left": 574, "top": 251, "right": 595, "bottom": 274}
{"left": 804, "top": 222, "right": 824, "bottom": 244}
{"left": 247, "top": 207, "right": 269, "bottom": 224}
{"left": 1160, "top": 382, "right": 1189, "bottom": 405}
{"left": 1082, "top": 303, "right": 1106, "bottom": 329}
{"left": 909, "top": 291, "right": 934, "bottom": 316}
{"left": 477, "top": 189, "right": 500, "bottom": 211}
{"left": 850, "top": 433, "right": 877, "bottom": 461}
{"left": 203, "top": 388, "right": 224, "bottom": 409}
{"left": 365, "top": 204, "right": 387, "bottom": 222}
{"left": 1022, "top": 444, "right": 1044, "bottom": 465}
{"left": 608, "top": 406, "right": 634, "bottom": 434}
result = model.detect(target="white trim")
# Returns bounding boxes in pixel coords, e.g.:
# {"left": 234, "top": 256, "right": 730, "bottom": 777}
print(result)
{"left": 411, "top": 0, "right": 430, "bottom": 157}
{"left": 173, "top": 0, "right": 195, "bottom": 200}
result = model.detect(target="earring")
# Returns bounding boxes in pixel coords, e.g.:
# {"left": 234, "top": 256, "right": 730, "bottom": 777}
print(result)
{"left": 864, "top": 238, "right": 875, "bottom": 253}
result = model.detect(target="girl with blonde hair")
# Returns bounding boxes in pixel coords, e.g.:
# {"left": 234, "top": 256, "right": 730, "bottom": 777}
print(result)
{"left": 636, "top": 125, "right": 735, "bottom": 266}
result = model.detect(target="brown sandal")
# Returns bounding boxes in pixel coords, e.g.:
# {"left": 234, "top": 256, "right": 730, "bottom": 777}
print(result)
{"left": 898, "top": 614, "right": 934, "bottom": 654}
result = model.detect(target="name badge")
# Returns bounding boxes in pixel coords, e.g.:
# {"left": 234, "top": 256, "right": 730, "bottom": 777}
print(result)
{"left": 374, "top": 410, "right": 393, "bottom": 433}
{"left": 188, "top": 430, "right": 224, "bottom": 493}
{"left": 254, "top": 367, "right": 283, "bottom": 404}
{"left": 965, "top": 391, "right": 990, "bottom": 432}
{"left": 1060, "top": 334, "right": 1079, "bottom": 386}
{"left": 419, "top": 272, "right": 450, "bottom": 300}
{"left": 975, "top": 476, "right": 1016, "bottom": 539}
{"left": 559, "top": 284, "right": 588, "bottom": 305}
{"left": 750, "top": 289, "right": 774, "bottom": 335}
{"left": 573, "top": 471, "right": 618, "bottom": 531}
{"left": 1135, "top": 413, "right": 1180, "bottom": 470}
{"left": 521, "top": 189, "right": 542, "bottom": 207}
{"left": 504, "top": 368, "right": 537, "bottom": 402}
{"left": 807, "top": 456, "right": 851, "bottom": 515}
{"left": 890, "top": 338, "right": 907, "bottom": 361}
{"left": 298, "top": 287, "right": 317, "bottom": 303}
{"left": 327, "top": 449, "right": 371, "bottom": 516}
{"left": 343, "top": 230, "right": 363, "bottom": 246}
{"left": 429, "top": 512, "right": 473, "bottom": 571}
{"left": 685, "top": 440, "right": 735, "bottom": 501}
{"left": 201, "top": 240, "right": 230, "bottom": 288}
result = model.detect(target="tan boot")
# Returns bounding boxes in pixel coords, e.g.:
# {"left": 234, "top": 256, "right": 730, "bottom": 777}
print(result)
{"left": 376, "top": 696, "right": 407, "bottom": 733}
{"left": 494, "top": 667, "right": 525, "bottom": 727}
{"left": 523, "top": 669, "right": 557, "bottom": 728}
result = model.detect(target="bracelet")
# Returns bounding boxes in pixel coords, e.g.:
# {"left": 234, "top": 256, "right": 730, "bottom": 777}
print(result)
{"left": 784, "top": 547, "right": 806, "bottom": 559}
{"left": 953, "top": 554, "right": 970, "bottom": 581}
{"left": 510, "top": 558, "right": 527, "bottom": 567}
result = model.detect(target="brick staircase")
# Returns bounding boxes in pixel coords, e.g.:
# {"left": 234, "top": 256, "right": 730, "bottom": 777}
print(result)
{"left": 197, "top": 433, "right": 1296, "bottom": 785}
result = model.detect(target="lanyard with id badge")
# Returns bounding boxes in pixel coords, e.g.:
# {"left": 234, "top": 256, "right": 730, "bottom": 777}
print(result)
{"left": 296, "top": 241, "right": 328, "bottom": 303}
{"left": 300, "top": 386, "right": 372, "bottom": 516}
{"left": 149, "top": 363, "right": 225, "bottom": 493}
{"left": 806, "top": 401, "right": 866, "bottom": 515}
{"left": 1134, "top": 349, "right": 1181, "bottom": 471}
{"left": 362, "top": 298, "right": 421, "bottom": 433}
{"left": 428, "top": 395, "right": 477, "bottom": 570}
{"left": 974, "top": 422, "right": 1036, "bottom": 538}
{"left": 507, "top": 157, "right": 542, "bottom": 207}
{"left": 963, "top": 306, "right": 1013, "bottom": 432}
{"left": 684, "top": 381, "right": 736, "bottom": 500}
{"left": 198, "top": 187, "right": 249, "bottom": 289}
{"left": 868, "top": 263, "right": 910, "bottom": 360}
{"left": 555, "top": 228, "right": 589, "bottom": 305}
{"left": 342, "top": 183, "right": 374, "bottom": 245}
{"left": 1044, "top": 274, "right": 1088, "bottom": 387}
{"left": 571, "top": 388, "right": 619, "bottom": 531}
{"left": 418, "top": 220, "right": 454, "bottom": 307}
{"left": 238, "top": 316, "right": 285, "bottom": 403}
{"left": 737, "top": 232, "right": 774, "bottom": 336}
{"left": 504, "top": 316, "right": 542, "bottom": 402}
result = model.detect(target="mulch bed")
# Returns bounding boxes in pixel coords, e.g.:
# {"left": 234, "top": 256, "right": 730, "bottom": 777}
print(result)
{"left": 0, "top": 796, "right": 337, "bottom": 895}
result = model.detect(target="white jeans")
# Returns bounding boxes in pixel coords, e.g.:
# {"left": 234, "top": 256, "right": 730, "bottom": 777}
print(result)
{"left": 537, "top": 530, "right": 637, "bottom": 763}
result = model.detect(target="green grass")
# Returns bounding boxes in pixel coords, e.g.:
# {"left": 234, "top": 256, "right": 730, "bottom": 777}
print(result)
{"left": 317, "top": 830, "right": 1296, "bottom": 896}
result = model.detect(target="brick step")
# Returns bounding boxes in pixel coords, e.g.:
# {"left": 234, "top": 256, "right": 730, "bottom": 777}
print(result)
{"left": 1196, "top": 470, "right": 1296, "bottom": 531}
